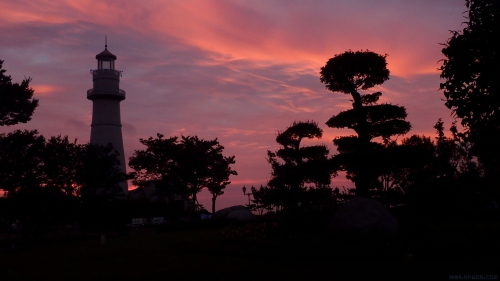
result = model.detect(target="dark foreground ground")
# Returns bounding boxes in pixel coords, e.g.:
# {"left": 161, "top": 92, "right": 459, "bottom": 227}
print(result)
{"left": 0, "top": 213, "right": 499, "bottom": 281}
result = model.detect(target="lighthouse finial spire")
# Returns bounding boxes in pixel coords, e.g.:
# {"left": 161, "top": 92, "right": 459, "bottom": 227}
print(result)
{"left": 105, "top": 35, "right": 107, "bottom": 49}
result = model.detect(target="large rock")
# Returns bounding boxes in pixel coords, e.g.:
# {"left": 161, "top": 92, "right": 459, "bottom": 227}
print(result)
{"left": 213, "top": 205, "right": 256, "bottom": 222}
{"left": 227, "top": 210, "right": 256, "bottom": 221}
{"left": 329, "top": 197, "right": 399, "bottom": 241}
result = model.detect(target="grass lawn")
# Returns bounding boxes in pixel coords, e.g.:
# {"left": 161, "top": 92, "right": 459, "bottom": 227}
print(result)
{"left": 0, "top": 219, "right": 499, "bottom": 281}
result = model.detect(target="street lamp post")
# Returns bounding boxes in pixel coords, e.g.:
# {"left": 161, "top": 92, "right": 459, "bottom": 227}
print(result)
{"left": 242, "top": 186, "right": 252, "bottom": 206}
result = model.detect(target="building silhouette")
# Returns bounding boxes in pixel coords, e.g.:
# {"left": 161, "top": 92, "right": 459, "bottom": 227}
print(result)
{"left": 87, "top": 43, "right": 128, "bottom": 194}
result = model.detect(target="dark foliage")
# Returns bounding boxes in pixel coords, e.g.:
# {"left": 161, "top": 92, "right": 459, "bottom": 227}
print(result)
{"left": 377, "top": 119, "right": 487, "bottom": 211}
{"left": 326, "top": 104, "right": 410, "bottom": 139}
{"left": 0, "top": 60, "right": 39, "bottom": 126}
{"left": 78, "top": 143, "right": 126, "bottom": 201}
{"left": 439, "top": 0, "right": 500, "bottom": 201}
{"left": 440, "top": 0, "right": 500, "bottom": 132}
{"left": 42, "top": 136, "right": 81, "bottom": 196}
{"left": 249, "top": 185, "right": 276, "bottom": 214}
{"left": 265, "top": 121, "right": 335, "bottom": 210}
{"left": 320, "top": 50, "right": 390, "bottom": 94}
{"left": 128, "top": 134, "right": 182, "bottom": 202}
{"left": 0, "top": 130, "right": 126, "bottom": 235}
{"left": 321, "top": 50, "right": 411, "bottom": 197}
{"left": 0, "top": 130, "right": 45, "bottom": 196}
{"left": 205, "top": 149, "right": 237, "bottom": 215}
{"left": 128, "top": 134, "right": 236, "bottom": 215}
{"left": 177, "top": 136, "right": 236, "bottom": 214}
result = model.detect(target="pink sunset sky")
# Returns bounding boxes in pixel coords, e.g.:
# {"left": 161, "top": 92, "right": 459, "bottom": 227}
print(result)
{"left": 0, "top": 0, "right": 466, "bottom": 210}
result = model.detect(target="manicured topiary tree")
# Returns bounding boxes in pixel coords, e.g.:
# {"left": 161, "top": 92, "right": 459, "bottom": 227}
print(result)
{"left": 320, "top": 50, "right": 411, "bottom": 197}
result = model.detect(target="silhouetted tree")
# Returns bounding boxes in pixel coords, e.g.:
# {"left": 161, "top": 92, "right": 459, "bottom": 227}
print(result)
{"left": 380, "top": 119, "right": 486, "bottom": 211}
{"left": 249, "top": 185, "right": 282, "bottom": 214}
{"left": 128, "top": 134, "right": 182, "bottom": 203}
{"left": 76, "top": 143, "right": 127, "bottom": 234}
{"left": 77, "top": 143, "right": 126, "bottom": 201}
{"left": 0, "top": 130, "right": 47, "bottom": 236}
{"left": 39, "top": 136, "right": 83, "bottom": 226}
{"left": 0, "top": 130, "right": 45, "bottom": 197}
{"left": 177, "top": 136, "right": 236, "bottom": 213}
{"left": 376, "top": 135, "right": 435, "bottom": 200}
{"left": 267, "top": 121, "right": 332, "bottom": 208}
{"left": 42, "top": 136, "right": 81, "bottom": 197}
{"left": 320, "top": 50, "right": 411, "bottom": 197}
{"left": 0, "top": 60, "right": 39, "bottom": 126}
{"left": 439, "top": 0, "right": 500, "bottom": 200}
{"left": 0, "top": 131, "right": 125, "bottom": 235}
{"left": 206, "top": 152, "right": 237, "bottom": 215}
{"left": 129, "top": 134, "right": 236, "bottom": 214}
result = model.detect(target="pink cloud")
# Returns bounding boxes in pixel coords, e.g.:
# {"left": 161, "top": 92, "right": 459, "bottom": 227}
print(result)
{"left": 0, "top": 0, "right": 468, "bottom": 210}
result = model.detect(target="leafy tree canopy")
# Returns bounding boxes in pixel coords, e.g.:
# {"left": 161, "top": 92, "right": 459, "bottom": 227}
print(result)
{"left": 0, "top": 130, "right": 126, "bottom": 231}
{"left": 205, "top": 150, "right": 237, "bottom": 214}
{"left": 0, "top": 130, "right": 45, "bottom": 195}
{"left": 384, "top": 119, "right": 486, "bottom": 210}
{"left": 326, "top": 104, "right": 410, "bottom": 140}
{"left": 440, "top": 0, "right": 500, "bottom": 135}
{"left": 320, "top": 50, "right": 411, "bottom": 197}
{"left": 128, "top": 134, "right": 236, "bottom": 214}
{"left": 320, "top": 50, "right": 389, "bottom": 96}
{"left": 267, "top": 121, "right": 332, "bottom": 208}
{"left": 177, "top": 136, "right": 236, "bottom": 213}
{"left": 0, "top": 130, "right": 125, "bottom": 199}
{"left": 78, "top": 143, "right": 126, "bottom": 201}
{"left": 128, "top": 134, "right": 181, "bottom": 198}
{"left": 276, "top": 121, "right": 323, "bottom": 148}
{"left": 0, "top": 60, "right": 39, "bottom": 126}
{"left": 439, "top": 0, "right": 500, "bottom": 198}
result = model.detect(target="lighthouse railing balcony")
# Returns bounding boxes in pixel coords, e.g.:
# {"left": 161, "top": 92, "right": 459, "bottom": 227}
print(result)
{"left": 87, "top": 88, "right": 126, "bottom": 99}
{"left": 90, "top": 69, "right": 123, "bottom": 77}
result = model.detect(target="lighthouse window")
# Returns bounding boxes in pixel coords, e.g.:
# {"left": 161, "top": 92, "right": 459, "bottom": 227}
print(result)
{"left": 100, "top": 60, "right": 111, "bottom": 69}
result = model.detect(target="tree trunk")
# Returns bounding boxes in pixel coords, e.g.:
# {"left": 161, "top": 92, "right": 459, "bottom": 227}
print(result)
{"left": 211, "top": 196, "right": 217, "bottom": 214}
{"left": 351, "top": 90, "right": 371, "bottom": 197}
{"left": 191, "top": 193, "right": 197, "bottom": 214}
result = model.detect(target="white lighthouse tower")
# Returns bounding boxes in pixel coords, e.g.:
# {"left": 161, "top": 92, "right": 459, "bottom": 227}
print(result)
{"left": 87, "top": 43, "right": 128, "bottom": 195}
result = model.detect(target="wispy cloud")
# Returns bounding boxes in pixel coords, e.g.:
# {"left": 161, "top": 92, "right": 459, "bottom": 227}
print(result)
{"left": 0, "top": 0, "right": 466, "bottom": 209}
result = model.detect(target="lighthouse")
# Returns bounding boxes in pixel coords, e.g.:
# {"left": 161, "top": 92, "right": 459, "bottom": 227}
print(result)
{"left": 87, "top": 43, "right": 128, "bottom": 195}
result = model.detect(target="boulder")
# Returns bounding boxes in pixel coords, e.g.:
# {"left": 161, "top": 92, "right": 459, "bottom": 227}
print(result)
{"left": 227, "top": 210, "right": 256, "bottom": 222}
{"left": 213, "top": 205, "right": 256, "bottom": 222}
{"left": 329, "top": 197, "right": 399, "bottom": 241}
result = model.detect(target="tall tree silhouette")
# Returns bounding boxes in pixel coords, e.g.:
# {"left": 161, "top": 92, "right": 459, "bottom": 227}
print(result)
{"left": 388, "top": 120, "right": 486, "bottom": 211}
{"left": 128, "top": 134, "right": 182, "bottom": 203}
{"left": 129, "top": 135, "right": 236, "bottom": 214}
{"left": 320, "top": 50, "right": 411, "bottom": 197}
{"left": 0, "top": 131, "right": 125, "bottom": 233}
{"left": 0, "top": 130, "right": 45, "bottom": 196}
{"left": 0, "top": 60, "right": 39, "bottom": 126}
{"left": 439, "top": 0, "right": 500, "bottom": 200}
{"left": 177, "top": 136, "right": 236, "bottom": 213}
{"left": 77, "top": 143, "right": 126, "bottom": 201}
{"left": 206, "top": 151, "right": 237, "bottom": 215}
{"left": 0, "top": 131, "right": 50, "bottom": 236}
{"left": 77, "top": 143, "right": 127, "bottom": 233}
{"left": 42, "top": 135, "right": 81, "bottom": 197}
{"left": 267, "top": 121, "right": 331, "bottom": 208}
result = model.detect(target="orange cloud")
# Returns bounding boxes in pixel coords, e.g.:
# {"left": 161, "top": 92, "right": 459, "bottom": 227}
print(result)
{"left": 0, "top": 0, "right": 466, "bottom": 211}
{"left": 32, "top": 84, "right": 60, "bottom": 97}
{"left": 2, "top": 0, "right": 461, "bottom": 79}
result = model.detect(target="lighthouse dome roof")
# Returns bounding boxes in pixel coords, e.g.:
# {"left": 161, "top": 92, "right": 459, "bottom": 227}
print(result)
{"left": 96, "top": 47, "right": 117, "bottom": 60}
